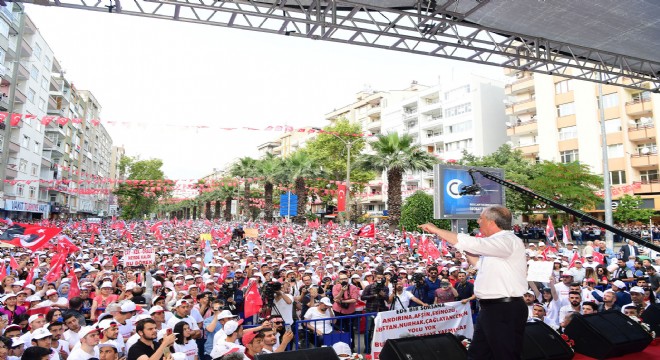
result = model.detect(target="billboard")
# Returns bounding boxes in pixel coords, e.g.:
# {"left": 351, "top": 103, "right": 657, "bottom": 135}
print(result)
{"left": 434, "top": 165, "right": 505, "bottom": 219}
{"left": 279, "top": 192, "right": 298, "bottom": 217}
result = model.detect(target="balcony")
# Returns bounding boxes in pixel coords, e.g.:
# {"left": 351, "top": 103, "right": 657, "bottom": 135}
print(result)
{"left": 6, "top": 158, "right": 18, "bottom": 178}
{"left": 16, "top": 64, "right": 28, "bottom": 80}
{"left": 13, "top": 88, "right": 26, "bottom": 104}
{"left": 421, "top": 115, "right": 443, "bottom": 130}
{"left": 630, "top": 153, "right": 659, "bottom": 168}
{"left": 506, "top": 119, "right": 538, "bottom": 136}
{"left": 43, "top": 136, "right": 55, "bottom": 149}
{"left": 402, "top": 109, "right": 418, "bottom": 120}
{"left": 626, "top": 98, "right": 653, "bottom": 116}
{"left": 505, "top": 76, "right": 534, "bottom": 95}
{"left": 518, "top": 143, "right": 539, "bottom": 156}
{"left": 633, "top": 180, "right": 660, "bottom": 194}
{"left": 366, "top": 120, "right": 381, "bottom": 131}
{"left": 8, "top": 139, "right": 19, "bottom": 153}
{"left": 20, "top": 39, "right": 32, "bottom": 58}
{"left": 628, "top": 124, "right": 656, "bottom": 141}
{"left": 505, "top": 98, "right": 536, "bottom": 115}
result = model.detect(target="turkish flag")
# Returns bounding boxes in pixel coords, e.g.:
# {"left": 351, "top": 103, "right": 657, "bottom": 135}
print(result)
{"left": 243, "top": 281, "right": 263, "bottom": 318}
{"left": 9, "top": 256, "right": 19, "bottom": 270}
{"left": 302, "top": 235, "right": 311, "bottom": 247}
{"left": 0, "top": 112, "right": 7, "bottom": 124}
{"left": 0, "top": 224, "right": 62, "bottom": 252}
{"left": 41, "top": 115, "right": 57, "bottom": 126}
{"left": 25, "top": 257, "right": 39, "bottom": 285}
{"left": 568, "top": 252, "right": 580, "bottom": 269}
{"left": 337, "top": 184, "right": 346, "bottom": 212}
{"left": 154, "top": 227, "right": 164, "bottom": 241}
{"left": 265, "top": 226, "right": 279, "bottom": 239}
{"left": 545, "top": 217, "right": 556, "bottom": 243}
{"left": 356, "top": 223, "right": 375, "bottom": 238}
{"left": 68, "top": 267, "right": 80, "bottom": 300}
{"left": 150, "top": 220, "right": 164, "bottom": 233}
{"left": 592, "top": 251, "right": 604, "bottom": 264}
{"left": 562, "top": 225, "right": 571, "bottom": 245}
{"left": 217, "top": 235, "right": 231, "bottom": 247}
{"left": 88, "top": 232, "right": 95, "bottom": 244}
{"left": 426, "top": 238, "right": 441, "bottom": 260}
{"left": 111, "top": 221, "right": 126, "bottom": 230}
{"left": 44, "top": 253, "right": 67, "bottom": 283}
{"left": 56, "top": 117, "right": 69, "bottom": 126}
{"left": 10, "top": 113, "right": 22, "bottom": 126}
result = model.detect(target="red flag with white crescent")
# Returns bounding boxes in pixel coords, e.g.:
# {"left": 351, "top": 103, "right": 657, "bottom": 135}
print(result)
{"left": 0, "top": 224, "right": 62, "bottom": 252}
{"left": 356, "top": 223, "right": 375, "bottom": 238}
{"left": 337, "top": 184, "right": 346, "bottom": 212}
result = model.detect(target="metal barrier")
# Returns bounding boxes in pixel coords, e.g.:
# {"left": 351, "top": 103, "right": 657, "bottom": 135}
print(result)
{"left": 291, "top": 312, "right": 378, "bottom": 354}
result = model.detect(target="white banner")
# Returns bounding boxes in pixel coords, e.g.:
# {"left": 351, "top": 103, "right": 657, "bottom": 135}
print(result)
{"left": 123, "top": 248, "right": 156, "bottom": 267}
{"left": 371, "top": 302, "right": 473, "bottom": 359}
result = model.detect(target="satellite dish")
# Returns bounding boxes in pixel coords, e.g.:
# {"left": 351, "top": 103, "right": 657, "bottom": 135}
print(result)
{"left": 641, "top": 147, "right": 650, "bottom": 155}
{"left": 505, "top": 122, "right": 512, "bottom": 127}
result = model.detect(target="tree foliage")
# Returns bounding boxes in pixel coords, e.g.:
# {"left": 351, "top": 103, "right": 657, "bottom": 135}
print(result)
{"left": 400, "top": 191, "right": 450, "bottom": 231}
{"left": 114, "top": 156, "right": 169, "bottom": 219}
{"left": 613, "top": 194, "right": 656, "bottom": 223}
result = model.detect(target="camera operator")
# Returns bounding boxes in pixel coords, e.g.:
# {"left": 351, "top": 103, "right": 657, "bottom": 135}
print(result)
{"left": 406, "top": 272, "right": 428, "bottom": 309}
{"left": 423, "top": 266, "right": 442, "bottom": 305}
{"left": 332, "top": 273, "right": 360, "bottom": 350}
{"left": 390, "top": 278, "right": 428, "bottom": 310}
{"left": 300, "top": 285, "right": 323, "bottom": 319}
{"left": 320, "top": 276, "right": 334, "bottom": 300}
{"left": 273, "top": 281, "right": 294, "bottom": 325}
{"left": 361, "top": 271, "right": 389, "bottom": 354}
{"left": 218, "top": 275, "right": 244, "bottom": 316}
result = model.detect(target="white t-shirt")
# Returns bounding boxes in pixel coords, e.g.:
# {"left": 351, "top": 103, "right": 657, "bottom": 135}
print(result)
{"left": 67, "top": 347, "right": 99, "bottom": 360}
{"left": 56, "top": 339, "right": 70, "bottom": 354}
{"left": 38, "top": 297, "right": 69, "bottom": 308}
{"left": 303, "top": 307, "right": 334, "bottom": 334}
{"left": 392, "top": 291, "right": 415, "bottom": 310}
{"left": 173, "top": 341, "right": 198, "bottom": 360}
{"left": 167, "top": 315, "right": 201, "bottom": 331}
{"left": 559, "top": 305, "right": 581, "bottom": 324}
{"left": 114, "top": 318, "right": 134, "bottom": 341}
{"left": 274, "top": 294, "right": 294, "bottom": 324}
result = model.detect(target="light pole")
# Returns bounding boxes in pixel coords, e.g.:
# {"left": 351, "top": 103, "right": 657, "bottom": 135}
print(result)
{"left": 314, "top": 128, "right": 361, "bottom": 224}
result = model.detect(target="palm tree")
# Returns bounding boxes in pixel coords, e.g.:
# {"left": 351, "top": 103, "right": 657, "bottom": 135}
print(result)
{"left": 358, "top": 132, "right": 438, "bottom": 230}
{"left": 255, "top": 153, "right": 284, "bottom": 222}
{"left": 230, "top": 157, "right": 257, "bottom": 220}
{"left": 284, "top": 150, "right": 325, "bottom": 224}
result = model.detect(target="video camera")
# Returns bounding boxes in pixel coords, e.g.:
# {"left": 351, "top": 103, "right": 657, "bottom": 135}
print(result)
{"left": 411, "top": 273, "right": 426, "bottom": 288}
{"left": 262, "top": 281, "right": 282, "bottom": 305}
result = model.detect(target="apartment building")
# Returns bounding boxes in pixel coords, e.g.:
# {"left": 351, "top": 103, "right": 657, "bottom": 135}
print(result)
{"left": 504, "top": 69, "right": 660, "bottom": 212}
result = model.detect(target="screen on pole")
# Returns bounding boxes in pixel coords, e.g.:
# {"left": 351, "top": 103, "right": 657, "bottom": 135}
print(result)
{"left": 434, "top": 165, "right": 505, "bottom": 219}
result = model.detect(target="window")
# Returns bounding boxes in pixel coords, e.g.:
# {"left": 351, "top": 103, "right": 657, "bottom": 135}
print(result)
{"left": 44, "top": 56, "right": 51, "bottom": 70}
{"left": 38, "top": 98, "right": 46, "bottom": 112}
{"left": 16, "top": 184, "right": 24, "bottom": 196}
{"left": 556, "top": 102, "right": 575, "bottom": 117}
{"left": 30, "top": 163, "right": 37, "bottom": 176}
{"left": 636, "top": 143, "right": 657, "bottom": 155}
{"left": 607, "top": 144, "right": 624, "bottom": 158}
{"left": 444, "top": 103, "right": 471, "bottom": 117}
{"left": 21, "top": 135, "right": 29, "bottom": 148}
{"left": 641, "top": 170, "right": 659, "bottom": 183}
{"left": 29, "top": 65, "right": 39, "bottom": 81}
{"left": 444, "top": 85, "right": 470, "bottom": 101}
{"left": 0, "top": 20, "right": 9, "bottom": 39}
{"left": 28, "top": 186, "right": 36, "bottom": 199}
{"left": 65, "top": 143, "right": 70, "bottom": 154}
{"left": 0, "top": 48, "right": 5, "bottom": 65}
{"left": 27, "top": 88, "right": 35, "bottom": 103}
{"left": 555, "top": 80, "right": 573, "bottom": 94}
{"left": 18, "top": 159, "right": 27, "bottom": 172}
{"left": 33, "top": 141, "right": 40, "bottom": 153}
{"left": 558, "top": 126, "right": 577, "bottom": 140}
{"left": 598, "top": 93, "right": 619, "bottom": 109}
{"left": 41, "top": 76, "right": 49, "bottom": 91}
{"left": 609, "top": 171, "right": 627, "bottom": 185}
{"left": 560, "top": 150, "right": 579, "bottom": 163}
{"left": 446, "top": 120, "right": 472, "bottom": 134}
{"left": 33, "top": 43, "right": 42, "bottom": 59}
{"left": 445, "top": 139, "right": 473, "bottom": 151}
{"left": 631, "top": 91, "right": 651, "bottom": 102}
{"left": 604, "top": 118, "right": 621, "bottom": 133}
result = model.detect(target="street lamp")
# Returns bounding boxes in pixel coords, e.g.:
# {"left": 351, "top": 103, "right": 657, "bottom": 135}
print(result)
{"left": 313, "top": 128, "right": 362, "bottom": 225}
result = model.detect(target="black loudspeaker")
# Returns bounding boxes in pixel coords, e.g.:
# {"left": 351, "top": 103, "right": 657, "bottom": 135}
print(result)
{"left": 522, "top": 321, "right": 574, "bottom": 360}
{"left": 379, "top": 333, "right": 467, "bottom": 360}
{"left": 564, "top": 311, "right": 652, "bottom": 358}
{"left": 641, "top": 303, "right": 660, "bottom": 336}
{"left": 255, "top": 347, "right": 339, "bottom": 360}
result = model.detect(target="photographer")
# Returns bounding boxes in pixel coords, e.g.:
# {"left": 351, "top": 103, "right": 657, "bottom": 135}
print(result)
{"left": 273, "top": 281, "right": 294, "bottom": 325}
{"left": 300, "top": 285, "right": 323, "bottom": 319}
{"left": 389, "top": 278, "right": 428, "bottom": 310}
{"left": 332, "top": 273, "right": 360, "bottom": 349}
{"left": 361, "top": 272, "right": 389, "bottom": 354}
{"left": 218, "top": 275, "right": 244, "bottom": 316}
{"left": 203, "top": 299, "right": 233, "bottom": 358}
{"left": 320, "top": 276, "right": 334, "bottom": 300}
{"left": 406, "top": 272, "right": 428, "bottom": 309}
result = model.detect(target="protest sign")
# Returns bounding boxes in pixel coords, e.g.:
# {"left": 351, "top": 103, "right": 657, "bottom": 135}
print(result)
{"left": 371, "top": 302, "right": 473, "bottom": 359}
{"left": 124, "top": 248, "right": 156, "bottom": 267}
{"left": 245, "top": 228, "right": 259, "bottom": 238}
{"left": 199, "top": 233, "right": 212, "bottom": 241}
{"left": 526, "top": 261, "right": 554, "bottom": 283}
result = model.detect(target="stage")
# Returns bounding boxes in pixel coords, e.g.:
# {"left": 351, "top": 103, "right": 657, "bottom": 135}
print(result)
{"left": 573, "top": 338, "right": 660, "bottom": 360}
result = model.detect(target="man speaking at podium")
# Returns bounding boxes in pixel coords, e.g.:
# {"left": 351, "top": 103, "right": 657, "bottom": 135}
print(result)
{"left": 419, "top": 205, "right": 527, "bottom": 360}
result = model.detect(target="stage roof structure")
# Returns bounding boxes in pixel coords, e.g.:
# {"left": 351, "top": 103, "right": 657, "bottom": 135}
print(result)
{"left": 14, "top": 0, "right": 660, "bottom": 91}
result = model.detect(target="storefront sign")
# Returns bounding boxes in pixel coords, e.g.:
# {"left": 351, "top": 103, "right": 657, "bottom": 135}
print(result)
{"left": 4, "top": 200, "right": 50, "bottom": 214}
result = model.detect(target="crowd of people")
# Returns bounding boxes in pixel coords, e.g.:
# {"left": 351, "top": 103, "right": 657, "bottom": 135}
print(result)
{"left": 0, "top": 216, "right": 657, "bottom": 360}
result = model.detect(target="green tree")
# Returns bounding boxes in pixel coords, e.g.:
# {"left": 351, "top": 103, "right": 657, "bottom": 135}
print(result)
{"left": 528, "top": 161, "right": 603, "bottom": 215}
{"left": 114, "top": 157, "right": 170, "bottom": 219}
{"left": 304, "top": 118, "right": 375, "bottom": 221}
{"left": 358, "top": 132, "right": 437, "bottom": 230}
{"left": 460, "top": 144, "right": 539, "bottom": 215}
{"left": 254, "top": 153, "right": 284, "bottom": 222}
{"left": 283, "top": 150, "right": 325, "bottom": 223}
{"left": 400, "top": 191, "right": 450, "bottom": 231}
{"left": 230, "top": 157, "right": 258, "bottom": 219}
{"left": 613, "top": 194, "right": 656, "bottom": 223}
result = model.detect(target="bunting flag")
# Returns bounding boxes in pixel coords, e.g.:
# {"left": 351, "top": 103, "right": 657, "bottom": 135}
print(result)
{"left": 562, "top": 225, "right": 571, "bottom": 245}
{"left": 68, "top": 267, "right": 81, "bottom": 300}
{"left": 356, "top": 223, "right": 375, "bottom": 238}
{"left": 0, "top": 224, "right": 62, "bottom": 252}
{"left": 545, "top": 217, "right": 556, "bottom": 244}
{"left": 243, "top": 281, "right": 263, "bottom": 319}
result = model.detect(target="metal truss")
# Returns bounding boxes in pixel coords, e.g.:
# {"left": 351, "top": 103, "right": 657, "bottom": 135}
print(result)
{"left": 18, "top": 0, "right": 660, "bottom": 91}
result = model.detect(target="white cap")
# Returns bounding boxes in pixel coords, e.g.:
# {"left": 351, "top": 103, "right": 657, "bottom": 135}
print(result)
{"left": 28, "top": 314, "right": 44, "bottom": 324}
{"left": 223, "top": 319, "right": 244, "bottom": 336}
{"left": 97, "top": 319, "right": 119, "bottom": 331}
{"left": 78, "top": 326, "right": 100, "bottom": 339}
{"left": 31, "top": 328, "right": 53, "bottom": 340}
{"left": 125, "top": 282, "right": 137, "bottom": 291}
{"left": 629, "top": 286, "right": 645, "bottom": 294}
{"left": 120, "top": 301, "right": 137, "bottom": 313}
{"left": 173, "top": 299, "right": 190, "bottom": 308}
{"left": 149, "top": 305, "right": 165, "bottom": 315}
{"left": 10, "top": 337, "right": 24, "bottom": 347}
{"left": 333, "top": 342, "right": 351, "bottom": 356}
{"left": 45, "top": 289, "right": 58, "bottom": 297}
{"left": 320, "top": 297, "right": 332, "bottom": 306}
{"left": 217, "top": 310, "right": 236, "bottom": 319}
{"left": 613, "top": 280, "right": 626, "bottom": 289}
{"left": 101, "top": 282, "right": 113, "bottom": 289}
